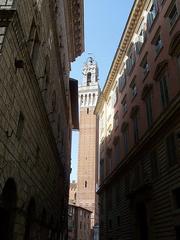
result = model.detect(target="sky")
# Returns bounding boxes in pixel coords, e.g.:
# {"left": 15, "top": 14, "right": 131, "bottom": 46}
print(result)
{"left": 70, "top": 0, "right": 134, "bottom": 182}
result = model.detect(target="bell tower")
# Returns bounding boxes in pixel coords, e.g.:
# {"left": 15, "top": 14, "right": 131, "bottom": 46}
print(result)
{"left": 77, "top": 57, "right": 100, "bottom": 233}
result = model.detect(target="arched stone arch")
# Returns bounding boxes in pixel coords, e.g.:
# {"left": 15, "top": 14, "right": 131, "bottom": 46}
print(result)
{"left": 0, "top": 178, "right": 17, "bottom": 240}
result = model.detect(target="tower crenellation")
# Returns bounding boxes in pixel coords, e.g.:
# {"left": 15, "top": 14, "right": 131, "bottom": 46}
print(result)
{"left": 79, "top": 57, "right": 99, "bottom": 108}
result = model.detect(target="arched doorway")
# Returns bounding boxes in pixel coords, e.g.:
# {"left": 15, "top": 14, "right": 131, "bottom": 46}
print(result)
{"left": 24, "top": 198, "right": 37, "bottom": 240}
{"left": 136, "top": 202, "right": 149, "bottom": 240}
{"left": 0, "top": 178, "right": 17, "bottom": 240}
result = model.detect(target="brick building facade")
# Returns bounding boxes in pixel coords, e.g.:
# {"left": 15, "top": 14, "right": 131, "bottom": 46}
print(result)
{"left": 95, "top": 0, "right": 180, "bottom": 239}
{"left": 77, "top": 57, "right": 100, "bottom": 237}
{"left": 0, "top": 0, "right": 84, "bottom": 239}
{"left": 68, "top": 204, "right": 92, "bottom": 240}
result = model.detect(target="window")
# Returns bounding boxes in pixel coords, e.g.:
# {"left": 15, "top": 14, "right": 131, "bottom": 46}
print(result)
{"left": 112, "top": 87, "right": 118, "bottom": 107}
{"left": 114, "top": 139, "right": 120, "bottom": 163}
{"left": 85, "top": 94, "right": 87, "bottom": 105}
{"left": 108, "top": 219, "right": 112, "bottom": 230}
{"left": 135, "top": 22, "right": 147, "bottom": 54}
{"left": 166, "top": 133, "right": 177, "bottom": 166}
{"left": 85, "top": 181, "right": 87, "bottom": 188}
{"left": 126, "top": 46, "right": 136, "bottom": 75}
{"left": 87, "top": 72, "right": 91, "bottom": 85}
{"left": 150, "top": 150, "right": 159, "bottom": 179}
{"left": 88, "top": 94, "right": 91, "bottom": 105}
{"left": 100, "top": 159, "right": 104, "bottom": 181}
{"left": 107, "top": 188, "right": 112, "bottom": 210}
{"left": 117, "top": 216, "right": 120, "bottom": 226}
{"left": 177, "top": 55, "right": 180, "bottom": 69}
{"left": 87, "top": 108, "right": 89, "bottom": 114}
{"left": 118, "top": 72, "right": 126, "bottom": 92}
{"left": 0, "top": 0, "right": 14, "bottom": 9}
{"left": 153, "top": 33, "right": 163, "bottom": 55}
{"left": 80, "top": 221, "right": 82, "bottom": 229}
{"left": 173, "top": 187, "right": 180, "bottom": 209}
{"left": 122, "top": 126, "right": 129, "bottom": 154}
{"left": 147, "top": 0, "right": 159, "bottom": 31}
{"left": 121, "top": 96, "right": 127, "bottom": 114}
{"left": 92, "top": 93, "right": 96, "bottom": 105}
{"left": 80, "top": 95, "right": 83, "bottom": 106}
{"left": 132, "top": 112, "right": 139, "bottom": 143}
{"left": 115, "top": 185, "right": 120, "bottom": 205}
{"left": 175, "top": 226, "right": 180, "bottom": 240}
{"left": 141, "top": 54, "right": 149, "bottom": 76}
{"left": 159, "top": 73, "right": 169, "bottom": 108}
{"left": 0, "top": 27, "right": 6, "bottom": 51}
{"left": 130, "top": 80, "right": 137, "bottom": 98}
{"left": 168, "top": 3, "right": 179, "bottom": 27}
{"left": 113, "top": 112, "right": 119, "bottom": 129}
{"left": 28, "top": 20, "right": 40, "bottom": 67}
{"left": 16, "top": 112, "right": 25, "bottom": 140}
{"left": 144, "top": 92, "right": 153, "bottom": 128}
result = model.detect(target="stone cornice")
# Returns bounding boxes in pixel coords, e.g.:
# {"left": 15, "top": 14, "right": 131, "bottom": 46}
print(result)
{"left": 67, "top": 0, "right": 84, "bottom": 62}
{"left": 95, "top": 0, "right": 149, "bottom": 114}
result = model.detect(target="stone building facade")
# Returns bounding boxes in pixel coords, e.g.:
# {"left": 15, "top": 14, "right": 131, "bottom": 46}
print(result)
{"left": 77, "top": 57, "right": 100, "bottom": 236}
{"left": 69, "top": 180, "right": 77, "bottom": 205}
{"left": 68, "top": 204, "right": 92, "bottom": 240}
{"left": 0, "top": 0, "right": 84, "bottom": 239}
{"left": 95, "top": 0, "right": 180, "bottom": 239}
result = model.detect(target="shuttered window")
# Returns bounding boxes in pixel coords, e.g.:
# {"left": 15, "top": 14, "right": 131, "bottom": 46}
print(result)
{"left": 150, "top": 150, "right": 159, "bottom": 180}
{"left": 118, "top": 73, "right": 126, "bottom": 92}
{"left": 147, "top": 0, "right": 159, "bottom": 31}
{"left": 145, "top": 92, "right": 153, "bottom": 128}
{"left": 159, "top": 74, "right": 169, "bottom": 108}
{"left": 173, "top": 187, "right": 180, "bottom": 209}
{"left": 123, "top": 127, "right": 129, "bottom": 154}
{"left": 132, "top": 113, "right": 139, "bottom": 143}
{"left": 166, "top": 133, "right": 177, "bottom": 166}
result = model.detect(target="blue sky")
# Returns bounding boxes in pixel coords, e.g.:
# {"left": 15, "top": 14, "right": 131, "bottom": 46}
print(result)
{"left": 70, "top": 0, "right": 134, "bottom": 181}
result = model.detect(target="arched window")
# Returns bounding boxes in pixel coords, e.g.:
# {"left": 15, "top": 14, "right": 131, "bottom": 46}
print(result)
{"left": 87, "top": 72, "right": 91, "bottom": 85}
{"left": 88, "top": 94, "right": 91, "bottom": 105}
{"left": 80, "top": 95, "right": 83, "bottom": 106}
{"left": 92, "top": 93, "right": 96, "bottom": 105}
{"left": 85, "top": 95, "right": 87, "bottom": 105}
